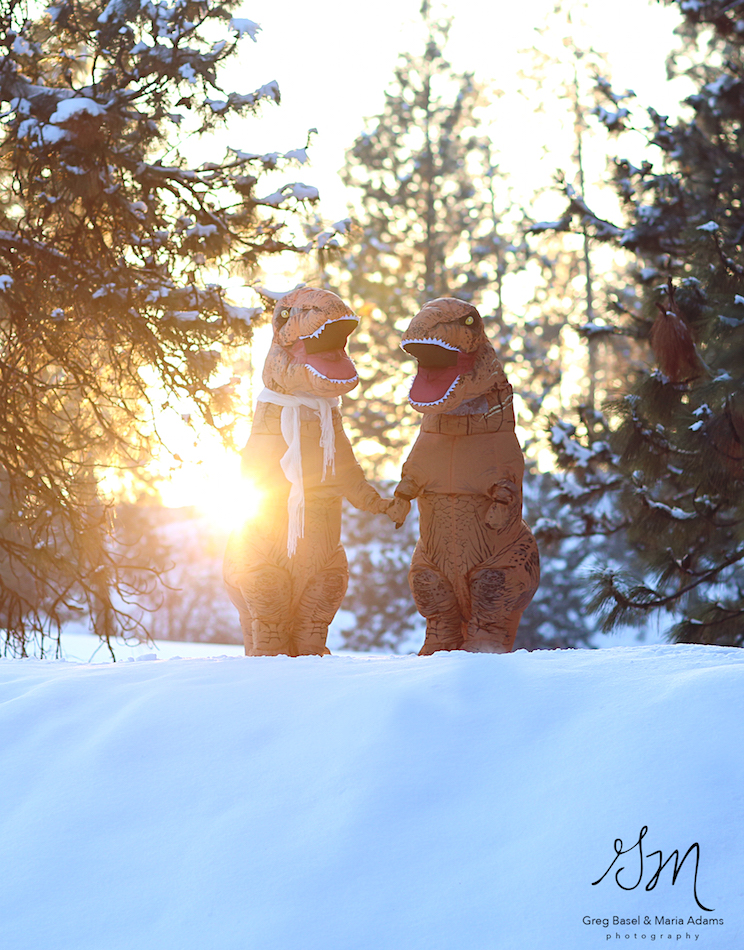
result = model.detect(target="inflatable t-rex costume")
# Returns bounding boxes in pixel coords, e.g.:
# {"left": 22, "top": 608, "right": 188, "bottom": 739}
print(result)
{"left": 393, "top": 297, "right": 540, "bottom": 655}
{"left": 224, "top": 287, "right": 395, "bottom": 656}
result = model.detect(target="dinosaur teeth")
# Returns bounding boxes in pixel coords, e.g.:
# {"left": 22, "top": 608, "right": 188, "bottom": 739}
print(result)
{"left": 306, "top": 364, "right": 359, "bottom": 384}
{"left": 400, "top": 336, "right": 459, "bottom": 352}
{"left": 300, "top": 315, "right": 359, "bottom": 340}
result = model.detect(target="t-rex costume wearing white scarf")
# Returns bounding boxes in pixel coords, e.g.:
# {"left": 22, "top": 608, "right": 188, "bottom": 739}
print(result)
{"left": 393, "top": 297, "right": 540, "bottom": 654}
{"left": 224, "top": 287, "right": 396, "bottom": 656}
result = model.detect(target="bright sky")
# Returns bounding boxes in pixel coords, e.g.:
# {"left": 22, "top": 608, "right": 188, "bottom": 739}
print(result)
{"left": 224, "top": 0, "right": 688, "bottom": 219}
{"left": 160, "top": 0, "right": 692, "bottom": 518}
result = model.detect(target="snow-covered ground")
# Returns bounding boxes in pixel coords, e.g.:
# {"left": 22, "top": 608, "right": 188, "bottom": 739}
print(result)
{"left": 1, "top": 642, "right": 741, "bottom": 950}
{"left": 60, "top": 620, "right": 667, "bottom": 666}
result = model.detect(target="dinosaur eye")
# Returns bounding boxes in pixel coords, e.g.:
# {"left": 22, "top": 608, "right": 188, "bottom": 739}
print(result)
{"left": 465, "top": 315, "right": 474, "bottom": 325}
{"left": 277, "top": 308, "right": 290, "bottom": 324}
{"left": 460, "top": 313, "right": 475, "bottom": 326}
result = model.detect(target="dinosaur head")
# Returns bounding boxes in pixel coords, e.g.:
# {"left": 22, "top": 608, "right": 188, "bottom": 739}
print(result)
{"left": 262, "top": 286, "right": 360, "bottom": 396}
{"left": 401, "top": 297, "right": 501, "bottom": 413}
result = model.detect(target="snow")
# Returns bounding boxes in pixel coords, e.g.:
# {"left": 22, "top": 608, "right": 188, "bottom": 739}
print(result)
{"left": 179, "top": 62, "right": 198, "bottom": 84}
{"left": 227, "top": 84, "right": 281, "bottom": 112}
{"left": 284, "top": 146, "right": 309, "bottom": 164}
{"left": 1, "top": 642, "right": 741, "bottom": 949}
{"left": 255, "top": 80, "right": 280, "bottom": 102}
{"left": 223, "top": 302, "right": 263, "bottom": 325}
{"left": 638, "top": 205, "right": 662, "bottom": 223}
{"left": 530, "top": 218, "right": 567, "bottom": 233}
{"left": 16, "top": 118, "right": 36, "bottom": 140}
{"left": 11, "top": 35, "right": 32, "bottom": 56}
{"left": 49, "top": 98, "right": 107, "bottom": 124}
{"left": 97, "top": 0, "right": 128, "bottom": 25}
{"left": 230, "top": 17, "right": 261, "bottom": 40}
{"left": 258, "top": 182, "right": 320, "bottom": 206}
{"left": 9, "top": 97, "right": 31, "bottom": 116}
{"left": 316, "top": 230, "right": 339, "bottom": 249}
{"left": 704, "top": 76, "right": 731, "bottom": 99}
{"left": 185, "top": 223, "right": 217, "bottom": 237}
{"left": 641, "top": 497, "right": 697, "bottom": 520}
{"left": 228, "top": 142, "right": 305, "bottom": 167}
{"left": 593, "top": 105, "right": 630, "bottom": 128}
{"left": 254, "top": 283, "right": 305, "bottom": 301}
{"left": 288, "top": 182, "right": 319, "bottom": 200}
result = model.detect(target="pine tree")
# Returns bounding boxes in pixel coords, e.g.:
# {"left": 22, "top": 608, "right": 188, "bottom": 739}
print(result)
{"left": 335, "top": 3, "right": 515, "bottom": 470}
{"left": 519, "top": 2, "right": 640, "bottom": 441}
{"left": 541, "top": 0, "right": 744, "bottom": 646}
{"left": 484, "top": 3, "right": 644, "bottom": 650}
{"left": 335, "top": 1, "right": 623, "bottom": 653}
{"left": 0, "top": 0, "right": 319, "bottom": 655}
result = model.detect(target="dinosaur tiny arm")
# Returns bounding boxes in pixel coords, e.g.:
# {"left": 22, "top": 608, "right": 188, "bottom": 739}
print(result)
{"left": 484, "top": 477, "right": 520, "bottom": 530}
{"left": 333, "top": 427, "right": 391, "bottom": 515}
{"left": 394, "top": 473, "right": 421, "bottom": 501}
{"left": 387, "top": 494, "right": 411, "bottom": 528}
{"left": 382, "top": 473, "right": 419, "bottom": 530}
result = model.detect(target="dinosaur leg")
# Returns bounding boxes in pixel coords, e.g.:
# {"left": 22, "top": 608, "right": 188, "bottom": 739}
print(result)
{"left": 410, "top": 564, "right": 463, "bottom": 655}
{"left": 224, "top": 578, "right": 257, "bottom": 654}
{"left": 292, "top": 546, "right": 349, "bottom": 656}
{"left": 463, "top": 534, "right": 540, "bottom": 654}
{"left": 463, "top": 568, "right": 515, "bottom": 653}
{"left": 235, "top": 565, "right": 294, "bottom": 656}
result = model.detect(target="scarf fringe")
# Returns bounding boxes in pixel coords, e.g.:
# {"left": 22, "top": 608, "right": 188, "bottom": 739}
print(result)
{"left": 256, "top": 388, "right": 339, "bottom": 557}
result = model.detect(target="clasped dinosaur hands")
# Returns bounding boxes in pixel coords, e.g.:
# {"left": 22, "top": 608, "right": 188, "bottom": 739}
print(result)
{"left": 224, "top": 290, "right": 539, "bottom": 657}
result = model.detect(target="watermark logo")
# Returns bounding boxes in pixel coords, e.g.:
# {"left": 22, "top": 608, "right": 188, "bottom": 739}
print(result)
{"left": 591, "top": 826, "right": 714, "bottom": 913}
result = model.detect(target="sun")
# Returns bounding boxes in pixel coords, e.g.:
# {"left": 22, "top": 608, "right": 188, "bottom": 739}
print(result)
{"left": 156, "top": 441, "right": 265, "bottom": 534}
{"left": 196, "top": 467, "right": 265, "bottom": 535}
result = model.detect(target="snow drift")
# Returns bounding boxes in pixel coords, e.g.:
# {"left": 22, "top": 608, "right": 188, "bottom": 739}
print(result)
{"left": 0, "top": 645, "right": 742, "bottom": 949}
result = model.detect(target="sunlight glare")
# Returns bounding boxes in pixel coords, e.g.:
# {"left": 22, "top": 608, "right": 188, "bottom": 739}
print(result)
{"left": 158, "top": 450, "right": 265, "bottom": 534}
{"left": 201, "top": 472, "right": 264, "bottom": 534}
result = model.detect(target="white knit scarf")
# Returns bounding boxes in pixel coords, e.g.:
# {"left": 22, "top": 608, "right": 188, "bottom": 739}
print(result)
{"left": 256, "top": 387, "right": 339, "bottom": 557}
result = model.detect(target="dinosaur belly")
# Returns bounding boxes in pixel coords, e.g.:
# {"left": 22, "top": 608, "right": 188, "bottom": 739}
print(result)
{"left": 225, "top": 410, "right": 347, "bottom": 608}
{"left": 415, "top": 491, "right": 528, "bottom": 619}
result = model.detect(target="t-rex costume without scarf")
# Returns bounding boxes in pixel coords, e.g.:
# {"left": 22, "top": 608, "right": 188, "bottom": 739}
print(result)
{"left": 224, "top": 287, "right": 395, "bottom": 656}
{"left": 393, "top": 297, "right": 540, "bottom": 654}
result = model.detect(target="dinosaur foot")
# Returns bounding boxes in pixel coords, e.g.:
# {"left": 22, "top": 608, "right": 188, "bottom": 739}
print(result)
{"left": 460, "top": 639, "right": 511, "bottom": 654}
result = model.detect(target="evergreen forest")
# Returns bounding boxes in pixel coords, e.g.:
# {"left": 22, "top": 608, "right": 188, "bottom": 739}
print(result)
{"left": 1, "top": 0, "right": 742, "bottom": 656}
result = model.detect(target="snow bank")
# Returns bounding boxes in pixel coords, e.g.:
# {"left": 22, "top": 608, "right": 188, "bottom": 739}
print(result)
{"left": 0, "top": 646, "right": 741, "bottom": 949}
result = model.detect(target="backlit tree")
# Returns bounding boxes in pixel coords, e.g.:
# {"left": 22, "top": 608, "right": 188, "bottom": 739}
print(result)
{"left": 0, "top": 0, "right": 320, "bottom": 655}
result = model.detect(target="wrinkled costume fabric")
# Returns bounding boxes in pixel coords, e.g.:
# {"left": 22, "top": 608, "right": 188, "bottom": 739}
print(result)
{"left": 223, "top": 287, "right": 394, "bottom": 656}
{"left": 395, "top": 297, "right": 540, "bottom": 654}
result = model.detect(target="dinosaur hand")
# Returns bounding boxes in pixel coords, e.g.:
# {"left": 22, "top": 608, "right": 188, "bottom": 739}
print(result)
{"left": 484, "top": 478, "right": 518, "bottom": 530}
{"left": 485, "top": 502, "right": 511, "bottom": 529}
{"left": 384, "top": 495, "right": 411, "bottom": 528}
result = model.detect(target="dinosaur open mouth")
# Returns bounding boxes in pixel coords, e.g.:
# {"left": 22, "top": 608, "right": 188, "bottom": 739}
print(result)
{"left": 402, "top": 340, "right": 476, "bottom": 405}
{"left": 293, "top": 317, "right": 359, "bottom": 382}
